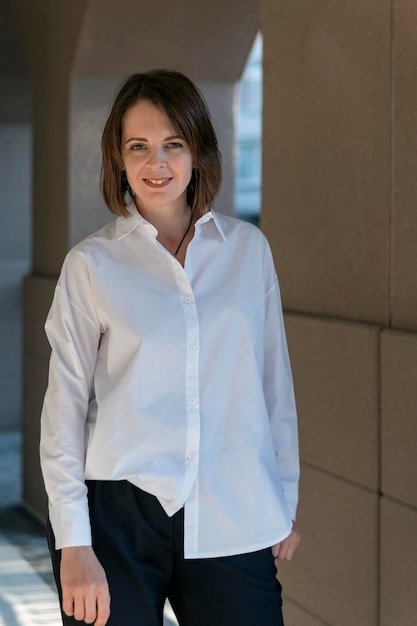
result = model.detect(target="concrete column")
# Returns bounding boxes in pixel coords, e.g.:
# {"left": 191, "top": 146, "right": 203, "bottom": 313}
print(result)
{"left": 0, "top": 2, "right": 32, "bottom": 435}
{"left": 11, "top": 0, "right": 88, "bottom": 275}
{"left": 10, "top": 0, "right": 88, "bottom": 515}
{"left": 0, "top": 125, "right": 31, "bottom": 433}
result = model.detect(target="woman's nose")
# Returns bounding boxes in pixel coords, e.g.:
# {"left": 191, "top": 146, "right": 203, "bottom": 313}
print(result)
{"left": 148, "top": 147, "right": 167, "bottom": 167}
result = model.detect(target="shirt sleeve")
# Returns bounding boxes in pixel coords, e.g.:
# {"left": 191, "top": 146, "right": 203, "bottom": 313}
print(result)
{"left": 40, "top": 248, "right": 101, "bottom": 549}
{"left": 263, "top": 243, "right": 300, "bottom": 521}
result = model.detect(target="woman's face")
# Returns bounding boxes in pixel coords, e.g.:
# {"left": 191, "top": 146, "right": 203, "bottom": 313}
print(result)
{"left": 121, "top": 100, "right": 194, "bottom": 215}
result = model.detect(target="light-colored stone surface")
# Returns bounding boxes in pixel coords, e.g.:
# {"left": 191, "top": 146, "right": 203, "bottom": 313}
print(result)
{"left": 261, "top": 0, "right": 391, "bottom": 325}
{"left": 285, "top": 314, "right": 379, "bottom": 489}
{"left": 283, "top": 599, "right": 330, "bottom": 626}
{"left": 381, "top": 330, "right": 417, "bottom": 509}
{"left": 69, "top": 76, "right": 120, "bottom": 247}
{"left": 391, "top": 0, "right": 417, "bottom": 332}
{"left": 380, "top": 498, "right": 417, "bottom": 626}
{"left": 280, "top": 465, "right": 378, "bottom": 626}
{"left": 74, "top": 0, "right": 259, "bottom": 80}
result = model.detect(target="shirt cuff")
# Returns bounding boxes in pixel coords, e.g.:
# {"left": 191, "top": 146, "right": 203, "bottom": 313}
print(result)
{"left": 281, "top": 481, "right": 298, "bottom": 521}
{"left": 48, "top": 499, "right": 92, "bottom": 549}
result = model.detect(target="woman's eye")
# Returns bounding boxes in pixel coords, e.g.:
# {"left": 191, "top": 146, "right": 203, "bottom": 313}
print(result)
{"left": 131, "top": 144, "right": 146, "bottom": 151}
{"left": 166, "top": 142, "right": 183, "bottom": 149}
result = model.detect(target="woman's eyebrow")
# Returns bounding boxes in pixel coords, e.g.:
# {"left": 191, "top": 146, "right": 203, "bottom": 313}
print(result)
{"left": 124, "top": 136, "right": 147, "bottom": 145}
{"left": 125, "top": 134, "right": 184, "bottom": 145}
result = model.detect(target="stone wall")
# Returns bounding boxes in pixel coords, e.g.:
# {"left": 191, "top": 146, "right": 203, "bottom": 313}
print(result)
{"left": 261, "top": 2, "right": 417, "bottom": 624}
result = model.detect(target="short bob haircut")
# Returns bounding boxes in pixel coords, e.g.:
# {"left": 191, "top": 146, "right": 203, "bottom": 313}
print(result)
{"left": 101, "top": 69, "right": 222, "bottom": 219}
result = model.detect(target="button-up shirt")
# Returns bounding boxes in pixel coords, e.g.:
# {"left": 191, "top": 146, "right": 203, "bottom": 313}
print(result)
{"left": 40, "top": 208, "right": 299, "bottom": 558}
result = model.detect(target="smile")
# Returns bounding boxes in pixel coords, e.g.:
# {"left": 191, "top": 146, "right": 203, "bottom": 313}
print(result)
{"left": 144, "top": 178, "right": 172, "bottom": 187}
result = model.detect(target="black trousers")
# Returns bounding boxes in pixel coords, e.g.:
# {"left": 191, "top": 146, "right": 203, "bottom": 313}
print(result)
{"left": 47, "top": 480, "right": 284, "bottom": 626}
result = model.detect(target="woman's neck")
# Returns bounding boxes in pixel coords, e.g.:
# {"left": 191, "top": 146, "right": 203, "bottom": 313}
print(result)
{"left": 134, "top": 201, "right": 194, "bottom": 258}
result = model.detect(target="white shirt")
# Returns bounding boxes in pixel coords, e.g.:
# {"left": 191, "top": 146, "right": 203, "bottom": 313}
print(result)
{"left": 40, "top": 208, "right": 299, "bottom": 558}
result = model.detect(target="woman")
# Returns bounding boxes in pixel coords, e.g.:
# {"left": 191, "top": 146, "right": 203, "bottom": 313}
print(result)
{"left": 40, "top": 69, "right": 300, "bottom": 626}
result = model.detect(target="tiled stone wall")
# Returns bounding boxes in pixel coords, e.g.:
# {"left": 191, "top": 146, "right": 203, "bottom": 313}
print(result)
{"left": 262, "top": 1, "right": 417, "bottom": 624}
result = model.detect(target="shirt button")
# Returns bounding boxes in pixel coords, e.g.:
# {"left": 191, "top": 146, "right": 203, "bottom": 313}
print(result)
{"left": 189, "top": 343, "right": 198, "bottom": 352}
{"left": 188, "top": 396, "right": 198, "bottom": 406}
{"left": 187, "top": 452, "right": 197, "bottom": 463}
{"left": 183, "top": 296, "right": 194, "bottom": 304}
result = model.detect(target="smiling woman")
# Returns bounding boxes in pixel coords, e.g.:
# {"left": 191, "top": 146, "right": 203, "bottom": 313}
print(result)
{"left": 40, "top": 69, "right": 300, "bottom": 626}
{"left": 121, "top": 101, "right": 194, "bottom": 234}
{"left": 101, "top": 69, "right": 222, "bottom": 222}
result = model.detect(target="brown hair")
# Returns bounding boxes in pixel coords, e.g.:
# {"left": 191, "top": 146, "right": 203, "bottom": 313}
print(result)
{"left": 101, "top": 69, "right": 222, "bottom": 218}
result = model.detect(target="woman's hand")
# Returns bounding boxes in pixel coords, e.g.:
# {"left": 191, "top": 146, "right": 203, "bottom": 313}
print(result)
{"left": 60, "top": 546, "right": 111, "bottom": 626}
{"left": 271, "top": 522, "right": 300, "bottom": 560}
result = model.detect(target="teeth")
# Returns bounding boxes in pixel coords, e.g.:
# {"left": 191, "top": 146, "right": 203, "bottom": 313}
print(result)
{"left": 147, "top": 178, "right": 168, "bottom": 185}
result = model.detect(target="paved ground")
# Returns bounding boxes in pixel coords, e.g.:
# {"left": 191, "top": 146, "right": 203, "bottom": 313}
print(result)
{"left": 0, "top": 432, "right": 178, "bottom": 626}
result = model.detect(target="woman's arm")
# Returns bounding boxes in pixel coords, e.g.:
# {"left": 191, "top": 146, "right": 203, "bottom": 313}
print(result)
{"left": 263, "top": 275, "right": 300, "bottom": 519}
{"left": 40, "top": 249, "right": 102, "bottom": 549}
{"left": 262, "top": 241, "right": 300, "bottom": 557}
{"left": 40, "top": 250, "right": 111, "bottom": 622}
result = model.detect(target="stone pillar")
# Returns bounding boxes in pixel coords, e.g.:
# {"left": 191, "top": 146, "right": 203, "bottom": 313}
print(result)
{"left": 0, "top": 2, "right": 32, "bottom": 435}
{"left": 261, "top": 1, "right": 417, "bottom": 625}
{"left": 11, "top": 0, "right": 88, "bottom": 515}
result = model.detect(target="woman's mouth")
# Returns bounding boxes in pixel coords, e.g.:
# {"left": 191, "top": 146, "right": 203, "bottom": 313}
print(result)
{"left": 143, "top": 178, "right": 172, "bottom": 188}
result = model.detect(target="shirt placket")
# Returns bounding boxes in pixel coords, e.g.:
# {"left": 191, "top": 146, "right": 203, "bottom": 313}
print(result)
{"left": 177, "top": 258, "right": 201, "bottom": 558}
{"left": 171, "top": 262, "right": 201, "bottom": 507}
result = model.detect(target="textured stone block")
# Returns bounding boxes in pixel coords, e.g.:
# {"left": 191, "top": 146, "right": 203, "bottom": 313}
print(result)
{"left": 74, "top": 1, "right": 259, "bottom": 80}
{"left": 285, "top": 314, "right": 379, "bottom": 489}
{"left": 279, "top": 465, "right": 378, "bottom": 626}
{"left": 392, "top": 0, "right": 417, "bottom": 332}
{"left": 380, "top": 498, "right": 417, "bottom": 626}
{"left": 262, "top": 0, "right": 391, "bottom": 325}
{"left": 283, "top": 600, "right": 328, "bottom": 626}
{"left": 381, "top": 330, "right": 417, "bottom": 508}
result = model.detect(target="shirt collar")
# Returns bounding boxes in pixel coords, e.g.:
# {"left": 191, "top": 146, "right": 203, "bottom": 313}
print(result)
{"left": 115, "top": 206, "right": 227, "bottom": 243}
{"left": 195, "top": 210, "right": 227, "bottom": 243}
